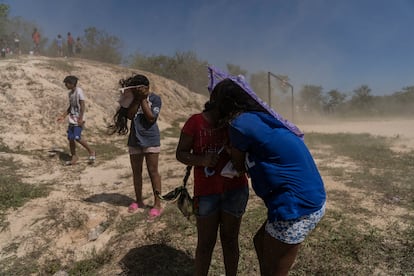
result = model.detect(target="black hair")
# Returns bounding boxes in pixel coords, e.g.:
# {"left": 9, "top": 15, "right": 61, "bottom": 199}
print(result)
{"left": 108, "top": 106, "right": 129, "bottom": 135}
{"left": 63, "top": 75, "right": 78, "bottom": 85}
{"left": 211, "top": 78, "right": 266, "bottom": 124}
{"left": 203, "top": 100, "right": 216, "bottom": 112}
{"left": 120, "top": 74, "right": 150, "bottom": 87}
{"left": 108, "top": 74, "right": 150, "bottom": 135}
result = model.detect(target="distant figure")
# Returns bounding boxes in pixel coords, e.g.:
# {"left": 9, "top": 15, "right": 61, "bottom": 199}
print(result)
{"left": 32, "top": 28, "right": 40, "bottom": 55}
{"left": 75, "top": 37, "right": 82, "bottom": 55}
{"left": 13, "top": 32, "right": 20, "bottom": 55}
{"left": 56, "top": 34, "right": 63, "bottom": 57}
{"left": 0, "top": 38, "right": 6, "bottom": 58}
{"left": 67, "top": 32, "right": 74, "bottom": 57}
{"left": 57, "top": 75, "right": 96, "bottom": 165}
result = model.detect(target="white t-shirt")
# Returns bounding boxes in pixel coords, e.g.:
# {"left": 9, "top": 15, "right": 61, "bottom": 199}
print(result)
{"left": 68, "top": 87, "right": 85, "bottom": 125}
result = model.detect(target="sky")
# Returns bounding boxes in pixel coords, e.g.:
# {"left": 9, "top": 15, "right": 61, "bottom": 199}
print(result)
{"left": 2, "top": 0, "right": 414, "bottom": 96}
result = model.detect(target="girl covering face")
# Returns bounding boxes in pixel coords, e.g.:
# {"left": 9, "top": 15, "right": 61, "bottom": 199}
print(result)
{"left": 109, "top": 74, "right": 163, "bottom": 219}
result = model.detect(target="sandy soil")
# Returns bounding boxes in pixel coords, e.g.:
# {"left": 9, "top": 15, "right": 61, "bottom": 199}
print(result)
{"left": 299, "top": 118, "right": 414, "bottom": 150}
{"left": 0, "top": 56, "right": 412, "bottom": 273}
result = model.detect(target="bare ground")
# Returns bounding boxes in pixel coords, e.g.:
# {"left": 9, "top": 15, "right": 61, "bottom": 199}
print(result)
{"left": 0, "top": 56, "right": 413, "bottom": 274}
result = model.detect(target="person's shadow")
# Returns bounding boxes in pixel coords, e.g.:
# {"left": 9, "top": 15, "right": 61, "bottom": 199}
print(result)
{"left": 84, "top": 193, "right": 135, "bottom": 207}
{"left": 120, "top": 244, "right": 194, "bottom": 276}
{"left": 58, "top": 151, "right": 72, "bottom": 162}
{"left": 47, "top": 149, "right": 72, "bottom": 162}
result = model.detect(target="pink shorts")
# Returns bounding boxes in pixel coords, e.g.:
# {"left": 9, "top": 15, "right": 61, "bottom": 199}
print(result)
{"left": 128, "top": 146, "right": 160, "bottom": 155}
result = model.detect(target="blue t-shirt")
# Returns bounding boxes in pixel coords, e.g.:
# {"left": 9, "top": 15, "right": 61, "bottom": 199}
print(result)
{"left": 229, "top": 111, "right": 326, "bottom": 221}
{"left": 128, "top": 93, "right": 161, "bottom": 147}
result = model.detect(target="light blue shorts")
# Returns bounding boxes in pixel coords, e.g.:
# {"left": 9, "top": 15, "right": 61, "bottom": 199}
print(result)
{"left": 67, "top": 125, "right": 82, "bottom": 141}
{"left": 196, "top": 186, "right": 249, "bottom": 218}
{"left": 265, "top": 202, "right": 326, "bottom": 244}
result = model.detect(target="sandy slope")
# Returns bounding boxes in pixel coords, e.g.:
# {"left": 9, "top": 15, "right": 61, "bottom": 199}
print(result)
{"left": 0, "top": 56, "right": 207, "bottom": 267}
{"left": 0, "top": 56, "right": 412, "bottom": 273}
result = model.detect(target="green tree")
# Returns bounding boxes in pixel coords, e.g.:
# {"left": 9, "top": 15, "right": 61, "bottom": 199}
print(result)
{"left": 0, "top": 3, "right": 10, "bottom": 36}
{"left": 350, "top": 85, "right": 373, "bottom": 111}
{"left": 323, "top": 89, "right": 347, "bottom": 114}
{"left": 298, "top": 85, "right": 324, "bottom": 113}
{"left": 81, "top": 27, "right": 122, "bottom": 64}
{"left": 129, "top": 50, "right": 209, "bottom": 95}
{"left": 226, "top": 63, "right": 248, "bottom": 77}
{"left": 249, "top": 71, "right": 268, "bottom": 101}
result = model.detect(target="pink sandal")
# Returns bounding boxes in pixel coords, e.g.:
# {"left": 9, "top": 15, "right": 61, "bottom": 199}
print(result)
{"left": 148, "top": 208, "right": 163, "bottom": 219}
{"left": 128, "top": 202, "right": 144, "bottom": 213}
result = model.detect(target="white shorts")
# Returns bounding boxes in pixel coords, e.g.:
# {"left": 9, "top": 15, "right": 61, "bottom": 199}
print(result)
{"left": 265, "top": 202, "right": 326, "bottom": 244}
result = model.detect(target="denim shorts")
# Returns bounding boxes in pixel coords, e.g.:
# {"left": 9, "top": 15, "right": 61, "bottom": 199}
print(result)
{"left": 265, "top": 202, "right": 326, "bottom": 244}
{"left": 196, "top": 186, "right": 249, "bottom": 218}
{"left": 67, "top": 125, "right": 82, "bottom": 140}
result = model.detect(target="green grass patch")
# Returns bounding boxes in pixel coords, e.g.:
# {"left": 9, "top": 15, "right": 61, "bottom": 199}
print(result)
{"left": 161, "top": 117, "right": 187, "bottom": 139}
{"left": 292, "top": 209, "right": 413, "bottom": 275}
{"left": 306, "top": 132, "right": 414, "bottom": 209}
{"left": 45, "top": 60, "right": 77, "bottom": 72}
{"left": 0, "top": 155, "right": 49, "bottom": 229}
{"left": 67, "top": 249, "right": 113, "bottom": 276}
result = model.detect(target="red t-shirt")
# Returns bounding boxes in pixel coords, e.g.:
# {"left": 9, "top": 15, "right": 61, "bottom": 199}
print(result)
{"left": 32, "top": 32, "right": 40, "bottom": 44}
{"left": 181, "top": 113, "right": 248, "bottom": 196}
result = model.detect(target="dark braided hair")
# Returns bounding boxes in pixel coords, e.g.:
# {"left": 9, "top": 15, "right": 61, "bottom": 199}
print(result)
{"left": 211, "top": 79, "right": 266, "bottom": 125}
{"left": 108, "top": 74, "right": 150, "bottom": 135}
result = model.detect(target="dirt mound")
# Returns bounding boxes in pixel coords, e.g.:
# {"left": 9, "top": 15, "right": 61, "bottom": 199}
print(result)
{"left": 0, "top": 56, "right": 207, "bottom": 273}
{"left": 0, "top": 56, "right": 206, "bottom": 150}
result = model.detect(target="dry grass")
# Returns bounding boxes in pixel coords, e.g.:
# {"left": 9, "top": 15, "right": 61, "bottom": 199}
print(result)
{"left": 1, "top": 132, "right": 413, "bottom": 275}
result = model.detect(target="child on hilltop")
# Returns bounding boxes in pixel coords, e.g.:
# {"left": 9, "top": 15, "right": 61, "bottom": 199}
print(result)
{"left": 56, "top": 34, "right": 63, "bottom": 57}
{"left": 108, "top": 74, "right": 163, "bottom": 219}
{"left": 75, "top": 37, "right": 82, "bottom": 55}
{"left": 32, "top": 28, "right": 40, "bottom": 55}
{"left": 67, "top": 32, "right": 74, "bottom": 57}
{"left": 57, "top": 75, "right": 96, "bottom": 165}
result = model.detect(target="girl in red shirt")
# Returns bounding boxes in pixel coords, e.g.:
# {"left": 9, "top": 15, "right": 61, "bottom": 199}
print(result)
{"left": 176, "top": 99, "right": 249, "bottom": 276}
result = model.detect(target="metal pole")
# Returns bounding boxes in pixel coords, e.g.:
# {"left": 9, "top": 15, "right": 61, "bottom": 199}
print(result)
{"left": 267, "top": 72, "right": 295, "bottom": 122}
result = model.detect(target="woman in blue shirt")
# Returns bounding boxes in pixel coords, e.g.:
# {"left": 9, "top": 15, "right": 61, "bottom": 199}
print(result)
{"left": 210, "top": 78, "right": 326, "bottom": 276}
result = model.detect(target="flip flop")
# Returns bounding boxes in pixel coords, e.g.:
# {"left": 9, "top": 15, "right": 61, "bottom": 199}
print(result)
{"left": 148, "top": 208, "right": 163, "bottom": 220}
{"left": 88, "top": 152, "right": 96, "bottom": 163}
{"left": 64, "top": 156, "right": 78, "bottom": 166}
{"left": 128, "top": 202, "right": 145, "bottom": 213}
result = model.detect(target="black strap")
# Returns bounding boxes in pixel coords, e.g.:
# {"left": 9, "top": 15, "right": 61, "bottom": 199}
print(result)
{"left": 156, "top": 165, "right": 192, "bottom": 201}
{"left": 183, "top": 165, "right": 192, "bottom": 188}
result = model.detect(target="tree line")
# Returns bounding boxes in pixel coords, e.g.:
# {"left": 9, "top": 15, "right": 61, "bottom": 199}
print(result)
{"left": 1, "top": 3, "right": 413, "bottom": 118}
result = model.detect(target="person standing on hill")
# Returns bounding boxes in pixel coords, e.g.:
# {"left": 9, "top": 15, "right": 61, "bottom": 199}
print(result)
{"left": 56, "top": 34, "right": 63, "bottom": 57}
{"left": 32, "top": 28, "right": 40, "bottom": 55}
{"left": 67, "top": 32, "right": 74, "bottom": 57}
{"left": 109, "top": 74, "right": 163, "bottom": 219}
{"left": 57, "top": 75, "right": 96, "bottom": 165}
{"left": 0, "top": 38, "right": 6, "bottom": 58}
{"left": 75, "top": 37, "right": 82, "bottom": 55}
{"left": 13, "top": 32, "right": 20, "bottom": 55}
